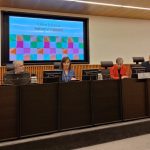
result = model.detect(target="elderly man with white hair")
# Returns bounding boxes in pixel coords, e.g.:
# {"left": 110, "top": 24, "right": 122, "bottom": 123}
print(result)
{"left": 3, "top": 61, "right": 30, "bottom": 85}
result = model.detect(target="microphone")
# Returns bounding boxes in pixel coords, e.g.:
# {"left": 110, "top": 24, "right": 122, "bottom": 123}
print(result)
{"left": 118, "top": 67, "right": 121, "bottom": 79}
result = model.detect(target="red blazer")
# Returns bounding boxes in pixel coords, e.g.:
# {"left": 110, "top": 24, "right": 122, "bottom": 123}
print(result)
{"left": 110, "top": 65, "right": 128, "bottom": 80}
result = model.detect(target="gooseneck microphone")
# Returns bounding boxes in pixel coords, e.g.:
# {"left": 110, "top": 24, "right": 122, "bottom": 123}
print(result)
{"left": 118, "top": 67, "right": 121, "bottom": 79}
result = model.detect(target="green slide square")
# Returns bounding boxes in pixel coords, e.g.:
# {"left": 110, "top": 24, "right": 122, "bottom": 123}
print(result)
{"left": 23, "top": 35, "right": 30, "bottom": 41}
{"left": 10, "top": 34, "right": 16, "bottom": 42}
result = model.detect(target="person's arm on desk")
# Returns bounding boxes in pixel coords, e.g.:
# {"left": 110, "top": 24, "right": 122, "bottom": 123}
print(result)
{"left": 121, "top": 75, "right": 128, "bottom": 79}
{"left": 120, "top": 65, "right": 129, "bottom": 79}
{"left": 70, "top": 70, "right": 77, "bottom": 80}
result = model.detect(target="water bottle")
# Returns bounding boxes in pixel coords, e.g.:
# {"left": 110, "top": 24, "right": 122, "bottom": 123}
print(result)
{"left": 98, "top": 73, "right": 103, "bottom": 80}
{"left": 31, "top": 73, "right": 38, "bottom": 84}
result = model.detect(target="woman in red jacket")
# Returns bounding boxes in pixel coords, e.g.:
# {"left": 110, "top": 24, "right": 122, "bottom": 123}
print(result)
{"left": 110, "top": 57, "right": 128, "bottom": 80}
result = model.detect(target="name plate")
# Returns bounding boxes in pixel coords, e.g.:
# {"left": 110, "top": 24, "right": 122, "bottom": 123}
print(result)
{"left": 138, "top": 72, "right": 150, "bottom": 79}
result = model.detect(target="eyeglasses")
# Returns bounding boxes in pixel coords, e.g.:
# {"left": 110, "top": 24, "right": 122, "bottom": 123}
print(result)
{"left": 63, "top": 62, "right": 70, "bottom": 64}
{"left": 15, "top": 65, "right": 24, "bottom": 68}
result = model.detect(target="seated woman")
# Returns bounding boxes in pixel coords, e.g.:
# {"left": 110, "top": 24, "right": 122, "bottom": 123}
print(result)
{"left": 3, "top": 61, "right": 31, "bottom": 85}
{"left": 61, "top": 57, "right": 76, "bottom": 82}
{"left": 110, "top": 57, "right": 128, "bottom": 80}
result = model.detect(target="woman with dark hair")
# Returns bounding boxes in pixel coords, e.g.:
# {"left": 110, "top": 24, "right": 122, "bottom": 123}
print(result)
{"left": 61, "top": 57, "right": 76, "bottom": 82}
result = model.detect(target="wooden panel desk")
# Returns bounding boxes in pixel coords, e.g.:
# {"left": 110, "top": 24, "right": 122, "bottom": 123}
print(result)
{"left": 91, "top": 80, "right": 122, "bottom": 125}
{"left": 147, "top": 79, "right": 150, "bottom": 116}
{"left": 122, "top": 79, "right": 148, "bottom": 120}
{"left": 0, "top": 86, "right": 19, "bottom": 141}
{"left": 59, "top": 81, "right": 91, "bottom": 130}
{"left": 0, "top": 78, "right": 149, "bottom": 141}
{"left": 20, "top": 84, "right": 58, "bottom": 137}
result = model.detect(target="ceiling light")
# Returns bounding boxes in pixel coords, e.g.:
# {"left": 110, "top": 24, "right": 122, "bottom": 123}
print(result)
{"left": 64, "top": 0, "right": 150, "bottom": 11}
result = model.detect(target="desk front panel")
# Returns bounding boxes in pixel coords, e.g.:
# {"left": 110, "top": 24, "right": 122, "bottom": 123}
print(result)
{"left": 59, "top": 81, "right": 91, "bottom": 130}
{"left": 91, "top": 80, "right": 121, "bottom": 124}
{"left": 20, "top": 84, "right": 58, "bottom": 137}
{"left": 122, "top": 79, "right": 147, "bottom": 120}
{"left": 0, "top": 86, "right": 19, "bottom": 141}
{"left": 147, "top": 79, "right": 150, "bottom": 116}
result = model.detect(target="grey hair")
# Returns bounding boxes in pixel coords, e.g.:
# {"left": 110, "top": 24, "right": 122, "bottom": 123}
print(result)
{"left": 13, "top": 61, "right": 24, "bottom": 67}
{"left": 116, "top": 57, "right": 123, "bottom": 64}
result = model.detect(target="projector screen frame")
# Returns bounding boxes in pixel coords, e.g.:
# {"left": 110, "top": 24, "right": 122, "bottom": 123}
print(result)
{"left": 1, "top": 11, "right": 90, "bottom": 65}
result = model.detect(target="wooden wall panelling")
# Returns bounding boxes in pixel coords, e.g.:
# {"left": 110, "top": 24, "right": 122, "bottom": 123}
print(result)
{"left": 0, "top": 64, "right": 131, "bottom": 84}
{"left": 25, "top": 65, "right": 54, "bottom": 84}
{"left": 0, "top": 67, "right": 6, "bottom": 85}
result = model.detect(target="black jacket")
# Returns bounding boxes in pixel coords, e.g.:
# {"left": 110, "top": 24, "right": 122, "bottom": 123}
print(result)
{"left": 142, "top": 61, "right": 150, "bottom": 72}
{"left": 3, "top": 71, "right": 30, "bottom": 85}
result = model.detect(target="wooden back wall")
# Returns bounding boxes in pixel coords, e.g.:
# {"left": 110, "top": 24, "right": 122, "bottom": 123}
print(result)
{"left": 0, "top": 64, "right": 131, "bottom": 85}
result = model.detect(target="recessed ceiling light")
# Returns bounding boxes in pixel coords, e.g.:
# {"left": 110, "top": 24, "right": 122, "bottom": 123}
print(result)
{"left": 64, "top": 0, "right": 150, "bottom": 11}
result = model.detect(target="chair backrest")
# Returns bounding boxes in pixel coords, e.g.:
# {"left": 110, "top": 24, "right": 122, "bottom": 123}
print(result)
{"left": 101, "top": 61, "right": 113, "bottom": 69}
{"left": 6, "top": 64, "right": 14, "bottom": 72}
{"left": 53, "top": 62, "right": 61, "bottom": 70}
{"left": 132, "top": 57, "right": 144, "bottom": 64}
{"left": 101, "top": 61, "right": 113, "bottom": 79}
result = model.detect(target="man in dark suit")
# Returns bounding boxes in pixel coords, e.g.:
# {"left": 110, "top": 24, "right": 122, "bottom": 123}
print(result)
{"left": 142, "top": 55, "right": 150, "bottom": 72}
{"left": 3, "top": 61, "right": 30, "bottom": 85}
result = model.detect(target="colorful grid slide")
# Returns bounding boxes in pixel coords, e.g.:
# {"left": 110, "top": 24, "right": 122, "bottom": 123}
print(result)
{"left": 9, "top": 16, "right": 84, "bottom": 61}
{"left": 9, "top": 35, "right": 84, "bottom": 61}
